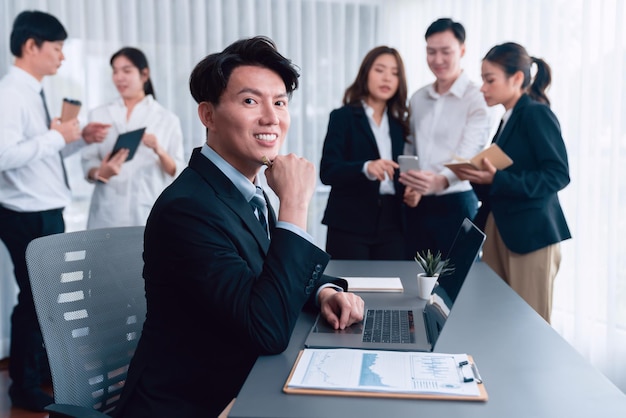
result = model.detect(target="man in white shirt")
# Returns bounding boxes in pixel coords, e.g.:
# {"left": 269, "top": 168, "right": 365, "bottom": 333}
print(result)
{"left": 0, "top": 10, "right": 109, "bottom": 412}
{"left": 399, "top": 18, "right": 490, "bottom": 258}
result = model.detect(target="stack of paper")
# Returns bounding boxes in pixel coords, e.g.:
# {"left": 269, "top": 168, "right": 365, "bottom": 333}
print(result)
{"left": 342, "top": 277, "right": 404, "bottom": 292}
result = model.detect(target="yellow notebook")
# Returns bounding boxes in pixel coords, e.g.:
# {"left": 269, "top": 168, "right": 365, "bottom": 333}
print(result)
{"left": 444, "top": 144, "right": 513, "bottom": 172}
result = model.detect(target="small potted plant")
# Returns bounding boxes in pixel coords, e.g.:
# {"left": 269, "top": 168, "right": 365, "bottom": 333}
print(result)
{"left": 414, "top": 250, "right": 454, "bottom": 299}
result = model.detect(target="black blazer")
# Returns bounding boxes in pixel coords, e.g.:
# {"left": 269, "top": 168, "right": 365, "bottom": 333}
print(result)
{"left": 115, "top": 148, "right": 345, "bottom": 418}
{"left": 474, "top": 94, "right": 571, "bottom": 254}
{"left": 320, "top": 104, "right": 406, "bottom": 235}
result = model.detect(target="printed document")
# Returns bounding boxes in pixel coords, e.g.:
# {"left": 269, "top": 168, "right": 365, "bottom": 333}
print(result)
{"left": 286, "top": 348, "right": 480, "bottom": 397}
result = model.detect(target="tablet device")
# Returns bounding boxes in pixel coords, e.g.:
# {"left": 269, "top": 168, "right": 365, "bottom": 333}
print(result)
{"left": 109, "top": 127, "right": 146, "bottom": 162}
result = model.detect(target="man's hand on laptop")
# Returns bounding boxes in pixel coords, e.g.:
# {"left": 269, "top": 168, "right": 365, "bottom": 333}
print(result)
{"left": 318, "top": 289, "right": 365, "bottom": 330}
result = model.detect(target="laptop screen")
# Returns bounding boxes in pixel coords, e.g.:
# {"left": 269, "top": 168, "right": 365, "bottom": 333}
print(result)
{"left": 423, "top": 218, "right": 486, "bottom": 346}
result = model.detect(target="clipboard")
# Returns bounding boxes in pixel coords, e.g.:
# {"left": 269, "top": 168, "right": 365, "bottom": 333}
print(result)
{"left": 283, "top": 349, "right": 488, "bottom": 401}
{"left": 109, "top": 127, "right": 146, "bottom": 161}
{"left": 444, "top": 144, "right": 513, "bottom": 173}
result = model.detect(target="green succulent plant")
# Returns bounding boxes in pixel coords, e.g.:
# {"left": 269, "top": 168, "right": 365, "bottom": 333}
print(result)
{"left": 414, "top": 250, "right": 454, "bottom": 278}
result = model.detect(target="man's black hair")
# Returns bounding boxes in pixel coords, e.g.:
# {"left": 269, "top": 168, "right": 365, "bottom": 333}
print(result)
{"left": 189, "top": 36, "right": 300, "bottom": 105}
{"left": 10, "top": 10, "right": 67, "bottom": 57}
{"left": 425, "top": 18, "right": 466, "bottom": 44}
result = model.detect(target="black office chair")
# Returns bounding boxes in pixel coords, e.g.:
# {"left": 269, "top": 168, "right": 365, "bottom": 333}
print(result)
{"left": 25, "top": 226, "right": 146, "bottom": 418}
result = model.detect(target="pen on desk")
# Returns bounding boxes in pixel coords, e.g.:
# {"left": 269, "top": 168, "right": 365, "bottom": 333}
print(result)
{"left": 261, "top": 155, "right": 272, "bottom": 169}
{"left": 471, "top": 362, "right": 483, "bottom": 384}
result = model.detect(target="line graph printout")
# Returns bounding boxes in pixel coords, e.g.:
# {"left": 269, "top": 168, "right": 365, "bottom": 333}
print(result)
{"left": 287, "top": 348, "right": 480, "bottom": 397}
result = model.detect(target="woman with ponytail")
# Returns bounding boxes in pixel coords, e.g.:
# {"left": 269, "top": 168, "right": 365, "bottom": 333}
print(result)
{"left": 82, "top": 47, "right": 184, "bottom": 229}
{"left": 455, "top": 42, "right": 571, "bottom": 323}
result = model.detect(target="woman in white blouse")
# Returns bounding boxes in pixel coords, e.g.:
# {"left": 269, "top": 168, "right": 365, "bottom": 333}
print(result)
{"left": 82, "top": 47, "right": 184, "bottom": 229}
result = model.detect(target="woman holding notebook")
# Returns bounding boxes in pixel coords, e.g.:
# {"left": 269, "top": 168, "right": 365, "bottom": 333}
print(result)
{"left": 82, "top": 47, "right": 184, "bottom": 229}
{"left": 454, "top": 42, "right": 571, "bottom": 323}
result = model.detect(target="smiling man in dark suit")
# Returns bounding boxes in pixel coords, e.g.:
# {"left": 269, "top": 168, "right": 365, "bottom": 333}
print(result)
{"left": 114, "top": 36, "right": 364, "bottom": 418}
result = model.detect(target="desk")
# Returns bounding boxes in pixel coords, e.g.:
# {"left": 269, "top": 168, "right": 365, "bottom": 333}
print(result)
{"left": 229, "top": 260, "right": 626, "bottom": 418}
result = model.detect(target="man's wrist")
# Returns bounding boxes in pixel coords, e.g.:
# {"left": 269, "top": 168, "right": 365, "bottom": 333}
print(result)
{"left": 316, "top": 284, "right": 343, "bottom": 307}
{"left": 96, "top": 174, "right": 109, "bottom": 184}
{"left": 436, "top": 174, "right": 450, "bottom": 192}
{"left": 90, "top": 168, "right": 109, "bottom": 184}
{"left": 277, "top": 204, "right": 308, "bottom": 230}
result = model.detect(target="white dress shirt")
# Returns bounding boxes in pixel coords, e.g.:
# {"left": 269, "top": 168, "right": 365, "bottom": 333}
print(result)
{"left": 405, "top": 71, "right": 490, "bottom": 195}
{"left": 362, "top": 102, "right": 396, "bottom": 195}
{"left": 0, "top": 66, "right": 79, "bottom": 212}
{"left": 82, "top": 95, "right": 185, "bottom": 229}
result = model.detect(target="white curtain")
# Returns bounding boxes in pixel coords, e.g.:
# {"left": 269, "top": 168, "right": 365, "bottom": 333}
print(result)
{"left": 1, "top": 0, "right": 625, "bottom": 395}
{"left": 380, "top": 0, "right": 626, "bottom": 393}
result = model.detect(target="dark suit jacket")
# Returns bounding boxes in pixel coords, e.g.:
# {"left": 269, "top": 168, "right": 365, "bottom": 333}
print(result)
{"left": 474, "top": 94, "right": 571, "bottom": 254}
{"left": 115, "top": 148, "right": 344, "bottom": 418}
{"left": 320, "top": 104, "right": 406, "bottom": 235}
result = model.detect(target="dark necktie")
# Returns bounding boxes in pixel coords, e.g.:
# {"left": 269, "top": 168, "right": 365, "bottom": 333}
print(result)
{"left": 40, "top": 89, "right": 52, "bottom": 126}
{"left": 250, "top": 187, "right": 269, "bottom": 238}
{"left": 41, "top": 89, "right": 70, "bottom": 189}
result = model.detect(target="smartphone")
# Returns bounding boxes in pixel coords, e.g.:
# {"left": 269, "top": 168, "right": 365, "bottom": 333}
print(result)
{"left": 60, "top": 98, "right": 82, "bottom": 122}
{"left": 398, "top": 155, "right": 420, "bottom": 173}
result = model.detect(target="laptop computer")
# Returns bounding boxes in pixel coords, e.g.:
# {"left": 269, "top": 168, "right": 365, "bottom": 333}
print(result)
{"left": 304, "top": 217, "right": 486, "bottom": 352}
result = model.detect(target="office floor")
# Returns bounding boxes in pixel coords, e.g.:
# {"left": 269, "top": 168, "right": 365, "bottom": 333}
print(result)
{"left": 0, "top": 359, "right": 48, "bottom": 418}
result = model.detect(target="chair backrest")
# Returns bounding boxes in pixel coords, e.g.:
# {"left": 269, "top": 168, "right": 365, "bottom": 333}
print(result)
{"left": 26, "top": 226, "right": 146, "bottom": 415}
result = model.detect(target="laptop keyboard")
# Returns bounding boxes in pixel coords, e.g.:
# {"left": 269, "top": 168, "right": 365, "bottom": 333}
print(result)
{"left": 362, "top": 309, "right": 414, "bottom": 344}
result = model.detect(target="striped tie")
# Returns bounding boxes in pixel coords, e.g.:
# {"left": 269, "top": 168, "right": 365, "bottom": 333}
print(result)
{"left": 250, "top": 187, "right": 269, "bottom": 238}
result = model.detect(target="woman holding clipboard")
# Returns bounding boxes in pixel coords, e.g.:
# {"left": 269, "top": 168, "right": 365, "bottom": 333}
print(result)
{"left": 82, "top": 47, "right": 184, "bottom": 229}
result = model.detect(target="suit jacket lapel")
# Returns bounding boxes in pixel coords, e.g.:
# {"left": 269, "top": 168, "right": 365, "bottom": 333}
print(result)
{"left": 388, "top": 114, "right": 404, "bottom": 159}
{"left": 496, "top": 94, "right": 530, "bottom": 149}
{"left": 188, "top": 149, "right": 271, "bottom": 252}
{"left": 352, "top": 105, "right": 405, "bottom": 159}
{"left": 351, "top": 105, "right": 379, "bottom": 156}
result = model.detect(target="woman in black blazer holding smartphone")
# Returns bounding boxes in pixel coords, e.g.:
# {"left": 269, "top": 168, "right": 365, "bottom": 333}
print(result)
{"left": 320, "top": 46, "right": 417, "bottom": 260}
{"left": 456, "top": 42, "right": 571, "bottom": 323}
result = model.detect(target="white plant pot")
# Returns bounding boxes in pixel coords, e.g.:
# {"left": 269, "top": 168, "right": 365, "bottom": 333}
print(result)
{"left": 417, "top": 273, "right": 438, "bottom": 300}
